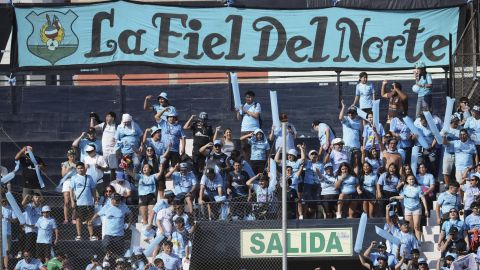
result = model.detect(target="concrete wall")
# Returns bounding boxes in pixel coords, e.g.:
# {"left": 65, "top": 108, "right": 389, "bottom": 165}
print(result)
{"left": 0, "top": 79, "right": 447, "bottom": 142}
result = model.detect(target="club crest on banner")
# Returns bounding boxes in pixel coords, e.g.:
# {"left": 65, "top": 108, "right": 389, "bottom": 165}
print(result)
{"left": 26, "top": 10, "right": 79, "bottom": 65}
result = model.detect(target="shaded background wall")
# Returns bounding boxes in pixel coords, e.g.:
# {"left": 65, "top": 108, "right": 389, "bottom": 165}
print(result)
{"left": 0, "top": 79, "right": 448, "bottom": 141}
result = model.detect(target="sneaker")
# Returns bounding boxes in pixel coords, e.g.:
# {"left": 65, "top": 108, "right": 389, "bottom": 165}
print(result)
{"left": 75, "top": 236, "right": 82, "bottom": 241}
{"left": 16, "top": 251, "right": 22, "bottom": 259}
{"left": 90, "top": 236, "right": 98, "bottom": 241}
{"left": 336, "top": 212, "right": 342, "bottom": 219}
{"left": 299, "top": 215, "right": 304, "bottom": 220}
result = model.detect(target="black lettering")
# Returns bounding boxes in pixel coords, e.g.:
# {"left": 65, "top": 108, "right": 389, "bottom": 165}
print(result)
{"left": 225, "top": 15, "right": 245, "bottom": 60}
{"left": 403, "top": 18, "right": 424, "bottom": 63}
{"left": 184, "top": 19, "right": 204, "bottom": 60}
{"left": 286, "top": 36, "right": 311, "bottom": 62}
{"left": 308, "top": 16, "right": 329, "bottom": 62}
{"left": 384, "top": 35, "right": 406, "bottom": 63}
{"left": 118, "top": 30, "right": 146, "bottom": 55}
{"left": 152, "top": 13, "right": 187, "bottom": 58}
{"left": 253, "top": 16, "right": 286, "bottom": 61}
{"left": 85, "top": 9, "right": 117, "bottom": 58}
{"left": 424, "top": 35, "right": 449, "bottom": 62}
{"left": 334, "top": 17, "right": 370, "bottom": 62}
{"left": 362, "top": 37, "right": 383, "bottom": 62}
{"left": 203, "top": 33, "right": 227, "bottom": 59}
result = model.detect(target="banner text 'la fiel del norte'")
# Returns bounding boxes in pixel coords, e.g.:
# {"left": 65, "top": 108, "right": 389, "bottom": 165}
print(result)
{"left": 15, "top": 1, "right": 459, "bottom": 70}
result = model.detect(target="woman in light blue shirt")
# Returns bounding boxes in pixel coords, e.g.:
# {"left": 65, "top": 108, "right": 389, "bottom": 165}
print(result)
{"left": 412, "top": 62, "right": 433, "bottom": 117}
{"left": 390, "top": 175, "right": 428, "bottom": 240}
{"left": 362, "top": 147, "right": 383, "bottom": 175}
{"left": 240, "top": 129, "right": 270, "bottom": 174}
{"left": 320, "top": 163, "right": 338, "bottom": 219}
{"left": 334, "top": 162, "right": 360, "bottom": 219}
{"left": 377, "top": 163, "right": 401, "bottom": 215}
{"left": 416, "top": 162, "right": 436, "bottom": 210}
{"left": 126, "top": 164, "right": 161, "bottom": 226}
{"left": 360, "top": 162, "right": 378, "bottom": 218}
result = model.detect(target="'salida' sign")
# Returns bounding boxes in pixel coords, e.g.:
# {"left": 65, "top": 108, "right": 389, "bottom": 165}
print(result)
{"left": 15, "top": 1, "right": 459, "bottom": 69}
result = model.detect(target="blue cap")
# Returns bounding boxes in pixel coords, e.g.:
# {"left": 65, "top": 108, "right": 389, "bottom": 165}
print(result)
{"left": 116, "top": 171, "right": 125, "bottom": 181}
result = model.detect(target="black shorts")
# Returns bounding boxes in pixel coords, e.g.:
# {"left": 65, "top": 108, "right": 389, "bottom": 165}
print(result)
{"left": 76, "top": 206, "right": 95, "bottom": 221}
{"left": 321, "top": 194, "right": 338, "bottom": 213}
{"left": 36, "top": 243, "right": 51, "bottom": 260}
{"left": 139, "top": 193, "right": 157, "bottom": 206}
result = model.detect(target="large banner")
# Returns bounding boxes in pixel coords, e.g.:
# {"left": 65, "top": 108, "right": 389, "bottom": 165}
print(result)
{"left": 15, "top": 1, "right": 459, "bottom": 70}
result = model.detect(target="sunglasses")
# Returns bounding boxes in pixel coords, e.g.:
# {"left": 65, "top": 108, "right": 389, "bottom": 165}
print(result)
{"left": 105, "top": 190, "right": 113, "bottom": 193}
{"left": 310, "top": 153, "right": 318, "bottom": 156}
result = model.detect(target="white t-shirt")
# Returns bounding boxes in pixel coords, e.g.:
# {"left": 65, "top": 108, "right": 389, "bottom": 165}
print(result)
{"left": 110, "top": 180, "right": 132, "bottom": 196}
{"left": 156, "top": 207, "right": 174, "bottom": 237}
{"left": 95, "top": 122, "right": 117, "bottom": 155}
{"left": 84, "top": 154, "right": 107, "bottom": 182}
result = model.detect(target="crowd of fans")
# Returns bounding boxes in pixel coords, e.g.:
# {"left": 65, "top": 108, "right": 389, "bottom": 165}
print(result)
{"left": 1, "top": 61, "right": 479, "bottom": 269}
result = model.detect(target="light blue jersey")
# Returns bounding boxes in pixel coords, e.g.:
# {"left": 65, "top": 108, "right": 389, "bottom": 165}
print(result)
{"left": 341, "top": 116, "right": 361, "bottom": 148}
{"left": 35, "top": 216, "right": 57, "bottom": 244}
{"left": 98, "top": 204, "right": 131, "bottom": 237}
{"left": 70, "top": 174, "right": 96, "bottom": 206}
{"left": 137, "top": 173, "right": 157, "bottom": 196}
{"left": 356, "top": 82, "right": 375, "bottom": 109}
{"left": 400, "top": 185, "right": 423, "bottom": 211}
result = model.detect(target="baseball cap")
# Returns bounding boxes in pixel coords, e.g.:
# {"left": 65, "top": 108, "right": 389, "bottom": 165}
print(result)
{"left": 91, "top": 255, "right": 99, "bottom": 261}
{"left": 287, "top": 149, "right": 298, "bottom": 156}
{"left": 332, "top": 138, "right": 344, "bottom": 145}
{"left": 41, "top": 205, "right": 51, "bottom": 212}
{"left": 377, "top": 242, "right": 386, "bottom": 248}
{"left": 451, "top": 114, "right": 460, "bottom": 123}
{"left": 473, "top": 105, "right": 480, "bottom": 112}
{"left": 167, "top": 111, "right": 178, "bottom": 117}
{"left": 85, "top": 145, "right": 95, "bottom": 152}
{"left": 324, "top": 163, "right": 333, "bottom": 168}
{"left": 150, "top": 126, "right": 161, "bottom": 136}
{"left": 253, "top": 128, "right": 264, "bottom": 135}
{"left": 308, "top": 150, "right": 318, "bottom": 156}
{"left": 179, "top": 163, "right": 188, "bottom": 169}
{"left": 157, "top": 92, "right": 168, "bottom": 100}
{"left": 347, "top": 107, "right": 357, "bottom": 114}
{"left": 213, "top": 140, "right": 222, "bottom": 146}
{"left": 199, "top": 112, "right": 208, "bottom": 120}
{"left": 376, "top": 254, "right": 387, "bottom": 261}
{"left": 418, "top": 258, "right": 428, "bottom": 265}
{"left": 164, "top": 190, "right": 175, "bottom": 198}
{"left": 116, "top": 171, "right": 125, "bottom": 181}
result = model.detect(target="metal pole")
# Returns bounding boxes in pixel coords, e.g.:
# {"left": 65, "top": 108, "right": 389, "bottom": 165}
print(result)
{"left": 336, "top": 70, "right": 342, "bottom": 109}
{"left": 281, "top": 118, "right": 287, "bottom": 270}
